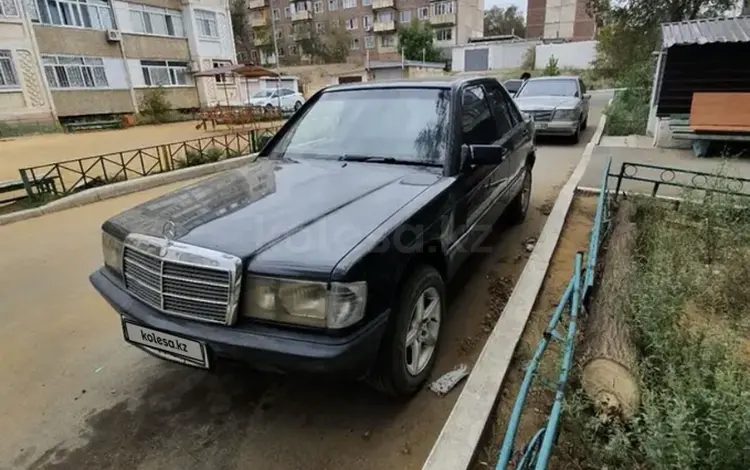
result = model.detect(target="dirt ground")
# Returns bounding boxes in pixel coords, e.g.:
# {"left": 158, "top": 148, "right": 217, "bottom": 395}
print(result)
{"left": 0, "top": 120, "right": 281, "bottom": 182}
{"left": 474, "top": 195, "right": 598, "bottom": 469}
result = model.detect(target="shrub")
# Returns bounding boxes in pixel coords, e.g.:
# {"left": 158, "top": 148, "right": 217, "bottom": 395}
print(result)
{"left": 175, "top": 147, "right": 224, "bottom": 168}
{"left": 138, "top": 87, "right": 175, "bottom": 124}
{"left": 522, "top": 46, "right": 536, "bottom": 71}
{"left": 543, "top": 55, "right": 560, "bottom": 76}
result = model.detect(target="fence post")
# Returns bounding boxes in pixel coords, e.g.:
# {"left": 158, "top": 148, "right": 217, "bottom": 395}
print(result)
{"left": 19, "top": 168, "right": 34, "bottom": 199}
{"left": 161, "top": 145, "right": 171, "bottom": 172}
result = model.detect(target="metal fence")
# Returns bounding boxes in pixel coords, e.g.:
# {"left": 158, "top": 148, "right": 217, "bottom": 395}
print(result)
{"left": 495, "top": 158, "right": 750, "bottom": 469}
{"left": 17, "top": 125, "right": 281, "bottom": 200}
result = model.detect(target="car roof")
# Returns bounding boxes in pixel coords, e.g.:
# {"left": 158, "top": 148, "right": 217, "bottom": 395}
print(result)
{"left": 320, "top": 76, "right": 497, "bottom": 93}
{"left": 525, "top": 75, "right": 580, "bottom": 81}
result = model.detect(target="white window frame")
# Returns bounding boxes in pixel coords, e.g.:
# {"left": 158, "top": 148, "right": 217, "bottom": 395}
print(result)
{"left": 33, "top": 0, "right": 113, "bottom": 29}
{"left": 140, "top": 60, "right": 192, "bottom": 87}
{"left": 349, "top": 37, "right": 359, "bottom": 50}
{"left": 364, "top": 35, "right": 374, "bottom": 49}
{"left": 380, "top": 34, "right": 395, "bottom": 47}
{"left": 315, "top": 21, "right": 323, "bottom": 32}
{"left": 272, "top": 8, "right": 279, "bottom": 19}
{"left": 432, "top": 1, "right": 454, "bottom": 15}
{"left": 195, "top": 9, "right": 218, "bottom": 38}
{"left": 0, "top": 50, "right": 20, "bottom": 88}
{"left": 0, "top": 0, "right": 20, "bottom": 17}
{"left": 399, "top": 10, "right": 410, "bottom": 22}
{"left": 376, "top": 11, "right": 392, "bottom": 22}
{"left": 345, "top": 16, "right": 357, "bottom": 30}
{"left": 361, "top": 0, "right": 370, "bottom": 5}
{"left": 129, "top": 5, "right": 184, "bottom": 37}
{"left": 313, "top": 1, "right": 322, "bottom": 12}
{"left": 41, "top": 54, "right": 109, "bottom": 89}
{"left": 435, "top": 27, "right": 452, "bottom": 41}
{"left": 342, "top": 0, "right": 355, "bottom": 8}
{"left": 417, "top": 6, "right": 428, "bottom": 19}
{"left": 213, "top": 59, "right": 233, "bottom": 84}
{"left": 284, "top": 6, "right": 290, "bottom": 17}
{"left": 289, "top": 45, "right": 297, "bottom": 55}
{"left": 327, "top": 0, "right": 337, "bottom": 11}
{"left": 362, "top": 14, "right": 371, "bottom": 28}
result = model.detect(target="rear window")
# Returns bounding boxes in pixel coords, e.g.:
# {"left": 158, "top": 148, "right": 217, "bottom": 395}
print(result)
{"left": 269, "top": 87, "right": 452, "bottom": 165}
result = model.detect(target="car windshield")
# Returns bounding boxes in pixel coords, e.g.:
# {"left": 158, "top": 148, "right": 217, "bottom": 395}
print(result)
{"left": 504, "top": 80, "right": 522, "bottom": 93}
{"left": 253, "top": 90, "right": 275, "bottom": 98}
{"left": 517, "top": 79, "right": 578, "bottom": 97}
{"left": 268, "top": 88, "right": 451, "bottom": 165}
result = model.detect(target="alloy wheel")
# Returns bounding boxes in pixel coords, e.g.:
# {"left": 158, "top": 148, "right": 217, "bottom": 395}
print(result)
{"left": 404, "top": 287, "right": 441, "bottom": 376}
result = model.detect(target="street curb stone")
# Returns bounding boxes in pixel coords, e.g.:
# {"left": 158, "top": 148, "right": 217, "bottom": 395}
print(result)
{"left": 421, "top": 110, "right": 609, "bottom": 470}
{"left": 0, "top": 154, "right": 258, "bottom": 227}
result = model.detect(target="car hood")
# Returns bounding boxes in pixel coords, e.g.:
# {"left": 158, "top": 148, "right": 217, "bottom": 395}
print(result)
{"left": 515, "top": 96, "right": 579, "bottom": 110}
{"left": 105, "top": 158, "right": 441, "bottom": 275}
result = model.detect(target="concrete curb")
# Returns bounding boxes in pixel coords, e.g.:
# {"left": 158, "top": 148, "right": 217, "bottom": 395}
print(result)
{"left": 421, "top": 113, "right": 608, "bottom": 470}
{"left": 0, "top": 153, "right": 258, "bottom": 227}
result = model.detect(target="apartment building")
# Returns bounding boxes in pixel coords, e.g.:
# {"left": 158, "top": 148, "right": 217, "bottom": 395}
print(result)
{"left": 526, "top": 0, "right": 595, "bottom": 41}
{"left": 248, "top": 0, "right": 483, "bottom": 64}
{"left": 0, "top": 0, "right": 239, "bottom": 123}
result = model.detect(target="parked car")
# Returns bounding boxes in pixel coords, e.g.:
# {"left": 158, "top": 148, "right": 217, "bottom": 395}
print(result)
{"left": 513, "top": 76, "right": 590, "bottom": 143}
{"left": 89, "top": 77, "right": 536, "bottom": 398}
{"left": 248, "top": 87, "right": 305, "bottom": 111}
{"left": 503, "top": 79, "right": 523, "bottom": 97}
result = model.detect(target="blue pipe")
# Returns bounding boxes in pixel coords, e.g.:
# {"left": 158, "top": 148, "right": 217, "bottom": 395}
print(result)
{"left": 496, "top": 279, "right": 575, "bottom": 469}
{"left": 586, "top": 157, "right": 611, "bottom": 292}
{"left": 534, "top": 253, "right": 583, "bottom": 470}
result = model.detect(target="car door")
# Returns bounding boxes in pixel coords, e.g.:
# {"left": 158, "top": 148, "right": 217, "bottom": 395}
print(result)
{"left": 282, "top": 89, "right": 295, "bottom": 108}
{"left": 483, "top": 81, "right": 527, "bottom": 208}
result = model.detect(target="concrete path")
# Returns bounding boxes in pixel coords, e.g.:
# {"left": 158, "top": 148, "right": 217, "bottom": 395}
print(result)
{"left": 0, "top": 94, "right": 610, "bottom": 470}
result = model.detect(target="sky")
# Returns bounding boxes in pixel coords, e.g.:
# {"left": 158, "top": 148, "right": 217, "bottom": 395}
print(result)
{"left": 485, "top": 0, "right": 526, "bottom": 13}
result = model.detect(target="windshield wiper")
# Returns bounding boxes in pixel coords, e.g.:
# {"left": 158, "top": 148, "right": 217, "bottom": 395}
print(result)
{"left": 338, "top": 155, "right": 441, "bottom": 167}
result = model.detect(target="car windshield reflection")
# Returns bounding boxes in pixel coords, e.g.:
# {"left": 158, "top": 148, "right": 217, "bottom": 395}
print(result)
{"left": 517, "top": 79, "right": 578, "bottom": 97}
{"left": 269, "top": 88, "right": 451, "bottom": 166}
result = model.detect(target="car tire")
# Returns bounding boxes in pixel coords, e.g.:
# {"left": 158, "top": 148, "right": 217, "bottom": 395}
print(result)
{"left": 367, "top": 264, "right": 445, "bottom": 399}
{"left": 570, "top": 123, "right": 581, "bottom": 144}
{"left": 294, "top": 101, "right": 302, "bottom": 110}
{"left": 581, "top": 115, "right": 588, "bottom": 130}
{"left": 507, "top": 166, "right": 532, "bottom": 225}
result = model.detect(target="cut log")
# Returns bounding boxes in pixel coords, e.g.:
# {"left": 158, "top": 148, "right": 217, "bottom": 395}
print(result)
{"left": 580, "top": 201, "right": 640, "bottom": 421}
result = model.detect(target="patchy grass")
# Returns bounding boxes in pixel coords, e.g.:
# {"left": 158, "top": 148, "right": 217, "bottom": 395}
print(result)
{"left": 558, "top": 177, "right": 750, "bottom": 469}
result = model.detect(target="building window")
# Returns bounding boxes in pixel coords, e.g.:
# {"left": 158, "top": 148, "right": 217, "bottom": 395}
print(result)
{"left": 42, "top": 55, "right": 108, "bottom": 89}
{"left": 432, "top": 1, "right": 454, "bottom": 15}
{"left": 272, "top": 8, "right": 279, "bottom": 19}
{"left": 0, "top": 0, "right": 20, "bottom": 17}
{"left": 129, "top": 5, "right": 184, "bottom": 37}
{"left": 417, "top": 6, "right": 428, "bottom": 19}
{"left": 275, "top": 28, "right": 282, "bottom": 38}
{"left": 140, "top": 60, "right": 191, "bottom": 86}
{"left": 376, "top": 11, "right": 392, "bottom": 22}
{"left": 435, "top": 27, "right": 451, "bottom": 41}
{"left": 364, "top": 35, "right": 374, "bottom": 49}
{"left": 0, "top": 50, "right": 19, "bottom": 88}
{"left": 33, "top": 0, "right": 113, "bottom": 29}
{"left": 350, "top": 37, "right": 359, "bottom": 50}
{"left": 327, "top": 0, "right": 337, "bottom": 11}
{"left": 380, "top": 34, "right": 394, "bottom": 47}
{"left": 284, "top": 6, "right": 290, "bottom": 17}
{"left": 315, "top": 21, "right": 323, "bottom": 31}
{"left": 361, "top": 0, "right": 370, "bottom": 5}
{"left": 313, "top": 1, "right": 321, "bottom": 12}
{"left": 399, "top": 10, "right": 410, "bottom": 22}
{"left": 342, "top": 0, "right": 355, "bottom": 8}
{"left": 195, "top": 9, "right": 218, "bottom": 38}
{"left": 345, "top": 17, "right": 357, "bottom": 29}
{"left": 278, "top": 47, "right": 285, "bottom": 56}
{"left": 362, "top": 14, "right": 371, "bottom": 28}
{"left": 213, "top": 60, "right": 233, "bottom": 83}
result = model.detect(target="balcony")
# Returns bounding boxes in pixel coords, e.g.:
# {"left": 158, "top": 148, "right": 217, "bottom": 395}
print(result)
{"left": 429, "top": 12, "right": 456, "bottom": 25}
{"left": 250, "top": 16, "right": 268, "bottom": 27}
{"left": 294, "top": 31, "right": 311, "bottom": 41}
{"left": 247, "top": 0, "right": 267, "bottom": 9}
{"left": 255, "top": 36, "right": 270, "bottom": 45}
{"left": 372, "top": 0, "right": 394, "bottom": 9}
{"left": 373, "top": 20, "right": 396, "bottom": 32}
{"left": 292, "top": 10, "right": 312, "bottom": 21}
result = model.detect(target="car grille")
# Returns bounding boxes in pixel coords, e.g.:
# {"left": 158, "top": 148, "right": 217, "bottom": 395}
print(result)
{"left": 531, "top": 110, "right": 553, "bottom": 122}
{"left": 123, "top": 247, "right": 233, "bottom": 324}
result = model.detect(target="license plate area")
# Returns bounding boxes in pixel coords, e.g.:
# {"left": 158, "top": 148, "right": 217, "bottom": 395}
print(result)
{"left": 123, "top": 321, "right": 209, "bottom": 369}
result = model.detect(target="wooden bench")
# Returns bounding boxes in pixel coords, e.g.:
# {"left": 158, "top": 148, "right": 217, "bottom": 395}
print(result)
{"left": 0, "top": 176, "right": 59, "bottom": 204}
{"left": 66, "top": 119, "right": 122, "bottom": 133}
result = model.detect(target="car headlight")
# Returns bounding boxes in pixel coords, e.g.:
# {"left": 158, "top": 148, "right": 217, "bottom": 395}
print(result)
{"left": 102, "top": 231, "right": 124, "bottom": 275}
{"left": 553, "top": 108, "right": 578, "bottom": 121}
{"left": 243, "top": 277, "right": 367, "bottom": 329}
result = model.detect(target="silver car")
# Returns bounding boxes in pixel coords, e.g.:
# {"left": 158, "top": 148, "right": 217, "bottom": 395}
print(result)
{"left": 514, "top": 76, "right": 590, "bottom": 143}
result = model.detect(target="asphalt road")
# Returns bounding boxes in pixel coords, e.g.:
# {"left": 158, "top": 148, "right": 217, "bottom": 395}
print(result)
{"left": 0, "top": 92, "right": 610, "bottom": 470}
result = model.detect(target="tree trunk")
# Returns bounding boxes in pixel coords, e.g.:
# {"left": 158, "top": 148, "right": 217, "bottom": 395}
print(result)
{"left": 580, "top": 201, "right": 640, "bottom": 421}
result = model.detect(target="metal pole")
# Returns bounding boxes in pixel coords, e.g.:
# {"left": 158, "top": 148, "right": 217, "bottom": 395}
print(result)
{"left": 269, "top": 5, "right": 282, "bottom": 109}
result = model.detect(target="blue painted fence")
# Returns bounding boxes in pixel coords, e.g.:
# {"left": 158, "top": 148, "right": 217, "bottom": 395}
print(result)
{"left": 496, "top": 156, "right": 613, "bottom": 470}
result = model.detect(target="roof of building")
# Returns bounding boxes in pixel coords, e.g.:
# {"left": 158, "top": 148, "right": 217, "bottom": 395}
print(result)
{"left": 661, "top": 15, "right": 750, "bottom": 48}
{"left": 367, "top": 60, "right": 446, "bottom": 70}
{"left": 467, "top": 34, "right": 524, "bottom": 44}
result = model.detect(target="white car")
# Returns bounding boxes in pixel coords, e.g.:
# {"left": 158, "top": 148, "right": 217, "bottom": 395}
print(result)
{"left": 248, "top": 87, "right": 305, "bottom": 111}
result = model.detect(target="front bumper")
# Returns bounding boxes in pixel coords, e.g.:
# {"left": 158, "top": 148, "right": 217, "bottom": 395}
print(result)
{"left": 89, "top": 268, "right": 388, "bottom": 377}
{"left": 533, "top": 120, "right": 579, "bottom": 136}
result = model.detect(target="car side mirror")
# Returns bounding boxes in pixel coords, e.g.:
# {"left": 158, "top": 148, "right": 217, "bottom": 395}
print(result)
{"left": 468, "top": 144, "right": 508, "bottom": 165}
{"left": 584, "top": 93, "right": 591, "bottom": 100}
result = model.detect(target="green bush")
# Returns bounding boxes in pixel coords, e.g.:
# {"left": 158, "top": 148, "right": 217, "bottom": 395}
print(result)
{"left": 137, "top": 87, "right": 175, "bottom": 124}
{"left": 543, "top": 55, "right": 560, "bottom": 76}
{"left": 522, "top": 46, "right": 536, "bottom": 71}
{"left": 175, "top": 147, "right": 225, "bottom": 168}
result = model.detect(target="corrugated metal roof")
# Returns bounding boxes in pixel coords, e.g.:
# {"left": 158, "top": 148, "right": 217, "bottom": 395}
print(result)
{"left": 661, "top": 16, "right": 750, "bottom": 48}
